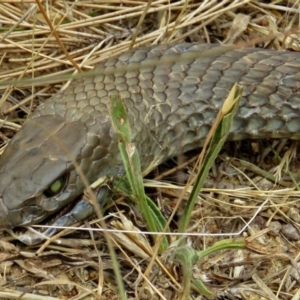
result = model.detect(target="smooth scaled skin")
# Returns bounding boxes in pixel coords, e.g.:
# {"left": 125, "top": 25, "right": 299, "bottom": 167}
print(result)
{"left": 0, "top": 43, "right": 300, "bottom": 230}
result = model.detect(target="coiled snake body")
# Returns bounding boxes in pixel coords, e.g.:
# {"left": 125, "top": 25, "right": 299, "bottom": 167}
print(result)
{"left": 1, "top": 43, "right": 300, "bottom": 244}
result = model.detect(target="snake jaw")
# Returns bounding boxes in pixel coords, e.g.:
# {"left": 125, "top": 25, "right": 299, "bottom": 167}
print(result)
{"left": 0, "top": 115, "right": 91, "bottom": 228}
{"left": 0, "top": 197, "right": 48, "bottom": 228}
{"left": 0, "top": 199, "right": 11, "bottom": 228}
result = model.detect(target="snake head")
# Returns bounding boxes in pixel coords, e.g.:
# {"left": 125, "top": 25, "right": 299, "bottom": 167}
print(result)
{"left": 0, "top": 115, "right": 89, "bottom": 228}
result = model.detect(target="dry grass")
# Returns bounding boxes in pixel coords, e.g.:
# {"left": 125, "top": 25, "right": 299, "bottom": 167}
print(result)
{"left": 1, "top": 0, "right": 300, "bottom": 299}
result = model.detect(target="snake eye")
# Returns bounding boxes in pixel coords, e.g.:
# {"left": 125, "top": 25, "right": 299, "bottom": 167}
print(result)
{"left": 43, "top": 174, "right": 67, "bottom": 197}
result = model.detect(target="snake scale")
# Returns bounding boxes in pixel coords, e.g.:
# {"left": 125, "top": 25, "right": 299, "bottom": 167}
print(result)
{"left": 1, "top": 43, "right": 300, "bottom": 244}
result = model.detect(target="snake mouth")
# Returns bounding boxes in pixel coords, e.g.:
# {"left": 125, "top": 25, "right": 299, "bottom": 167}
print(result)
{"left": 10, "top": 194, "right": 84, "bottom": 242}
{"left": 0, "top": 198, "right": 11, "bottom": 229}
{"left": 37, "top": 198, "right": 79, "bottom": 228}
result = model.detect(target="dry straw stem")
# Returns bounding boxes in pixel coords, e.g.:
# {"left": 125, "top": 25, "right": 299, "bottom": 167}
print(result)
{"left": 1, "top": 0, "right": 300, "bottom": 300}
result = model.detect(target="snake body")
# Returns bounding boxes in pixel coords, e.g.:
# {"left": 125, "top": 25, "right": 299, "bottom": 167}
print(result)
{"left": 0, "top": 43, "right": 300, "bottom": 243}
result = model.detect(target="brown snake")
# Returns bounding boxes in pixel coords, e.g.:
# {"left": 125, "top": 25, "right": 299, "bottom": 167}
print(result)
{"left": 0, "top": 43, "right": 300, "bottom": 245}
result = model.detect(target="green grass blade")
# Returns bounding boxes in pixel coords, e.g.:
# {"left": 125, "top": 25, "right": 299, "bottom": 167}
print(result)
{"left": 197, "top": 238, "right": 246, "bottom": 260}
{"left": 113, "top": 177, "right": 170, "bottom": 237}
{"left": 175, "top": 246, "right": 215, "bottom": 298}
{"left": 179, "top": 84, "right": 243, "bottom": 233}
{"left": 175, "top": 238, "right": 246, "bottom": 297}
{"left": 109, "top": 95, "right": 169, "bottom": 251}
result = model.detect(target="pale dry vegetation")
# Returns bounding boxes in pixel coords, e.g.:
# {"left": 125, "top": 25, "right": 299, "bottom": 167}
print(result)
{"left": 0, "top": 1, "right": 300, "bottom": 299}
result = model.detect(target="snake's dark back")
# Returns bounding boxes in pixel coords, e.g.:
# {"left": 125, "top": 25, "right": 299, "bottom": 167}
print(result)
{"left": 0, "top": 43, "right": 300, "bottom": 230}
